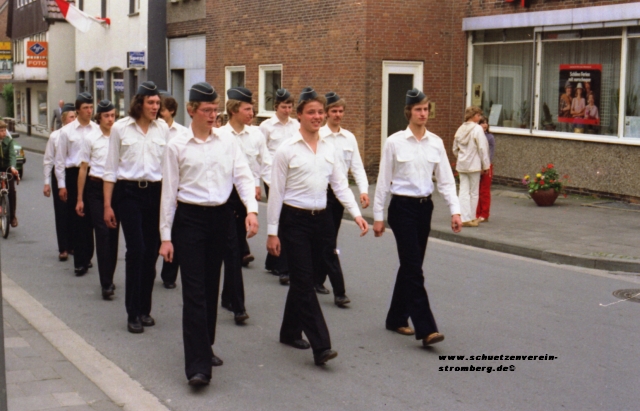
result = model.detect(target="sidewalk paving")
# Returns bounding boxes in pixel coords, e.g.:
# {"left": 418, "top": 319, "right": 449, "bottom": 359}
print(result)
{"left": 3, "top": 301, "right": 121, "bottom": 411}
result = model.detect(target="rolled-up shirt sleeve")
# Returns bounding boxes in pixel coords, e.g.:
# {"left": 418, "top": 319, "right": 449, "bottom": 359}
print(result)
{"left": 159, "top": 142, "right": 180, "bottom": 242}
{"left": 232, "top": 141, "right": 259, "bottom": 214}
{"left": 434, "top": 144, "right": 461, "bottom": 216}
{"left": 267, "top": 148, "right": 288, "bottom": 236}
{"left": 349, "top": 139, "right": 369, "bottom": 196}
{"left": 43, "top": 133, "right": 57, "bottom": 185}
{"left": 373, "top": 141, "right": 394, "bottom": 221}
{"left": 102, "top": 124, "right": 122, "bottom": 183}
{"left": 54, "top": 129, "right": 69, "bottom": 188}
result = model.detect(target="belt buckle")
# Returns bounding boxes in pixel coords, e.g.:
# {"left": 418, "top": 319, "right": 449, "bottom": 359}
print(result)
{"left": 138, "top": 180, "right": 148, "bottom": 189}
{"left": 420, "top": 197, "right": 428, "bottom": 203}
{"left": 311, "top": 209, "right": 317, "bottom": 216}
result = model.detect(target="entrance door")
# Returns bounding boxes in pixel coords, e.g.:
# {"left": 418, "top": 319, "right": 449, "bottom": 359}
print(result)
{"left": 381, "top": 61, "right": 423, "bottom": 149}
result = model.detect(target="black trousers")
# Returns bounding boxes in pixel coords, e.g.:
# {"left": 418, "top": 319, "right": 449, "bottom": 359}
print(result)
{"left": 65, "top": 167, "right": 94, "bottom": 269}
{"left": 279, "top": 205, "right": 333, "bottom": 354}
{"left": 86, "top": 178, "right": 119, "bottom": 288}
{"left": 315, "top": 186, "right": 346, "bottom": 296}
{"left": 51, "top": 168, "right": 70, "bottom": 253}
{"left": 386, "top": 195, "right": 439, "bottom": 340}
{"left": 160, "top": 260, "right": 179, "bottom": 284}
{"left": 173, "top": 202, "right": 237, "bottom": 379}
{"left": 114, "top": 181, "right": 161, "bottom": 319}
{"left": 263, "top": 183, "right": 289, "bottom": 273}
{"left": 220, "top": 187, "right": 246, "bottom": 314}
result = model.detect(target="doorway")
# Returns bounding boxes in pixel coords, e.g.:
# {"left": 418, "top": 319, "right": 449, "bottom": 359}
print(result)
{"left": 381, "top": 61, "right": 423, "bottom": 149}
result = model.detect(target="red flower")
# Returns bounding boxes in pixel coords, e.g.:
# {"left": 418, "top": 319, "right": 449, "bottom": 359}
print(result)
{"left": 547, "top": 163, "right": 554, "bottom": 169}
{"left": 540, "top": 180, "right": 544, "bottom": 185}
{"left": 541, "top": 167, "right": 547, "bottom": 172}
{"left": 550, "top": 180, "right": 555, "bottom": 183}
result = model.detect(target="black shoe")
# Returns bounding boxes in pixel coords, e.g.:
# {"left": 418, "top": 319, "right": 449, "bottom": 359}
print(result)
{"left": 279, "top": 273, "right": 290, "bottom": 285}
{"left": 74, "top": 266, "right": 88, "bottom": 277}
{"left": 280, "top": 339, "right": 311, "bottom": 350}
{"left": 334, "top": 295, "right": 351, "bottom": 307}
{"left": 163, "top": 282, "right": 176, "bottom": 289}
{"left": 87, "top": 261, "right": 93, "bottom": 269}
{"left": 101, "top": 284, "right": 115, "bottom": 300}
{"left": 188, "top": 373, "right": 210, "bottom": 386}
{"left": 127, "top": 317, "right": 143, "bottom": 334}
{"left": 267, "top": 268, "right": 280, "bottom": 276}
{"left": 315, "top": 284, "right": 330, "bottom": 294}
{"left": 221, "top": 301, "right": 234, "bottom": 312}
{"left": 314, "top": 349, "right": 338, "bottom": 365}
{"left": 212, "top": 353, "right": 224, "bottom": 367}
{"left": 140, "top": 315, "right": 155, "bottom": 327}
{"left": 242, "top": 254, "right": 254, "bottom": 267}
{"left": 234, "top": 311, "right": 249, "bottom": 324}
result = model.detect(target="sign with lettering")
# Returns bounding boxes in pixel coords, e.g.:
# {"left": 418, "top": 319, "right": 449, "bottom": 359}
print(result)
{"left": 558, "top": 64, "right": 602, "bottom": 126}
{"left": 27, "top": 41, "right": 48, "bottom": 57}
{"left": 27, "top": 59, "right": 48, "bottom": 68}
{"left": 127, "top": 51, "right": 145, "bottom": 68}
{"left": 0, "top": 42, "right": 11, "bottom": 60}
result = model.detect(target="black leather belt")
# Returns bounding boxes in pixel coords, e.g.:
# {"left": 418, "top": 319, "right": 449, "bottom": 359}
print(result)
{"left": 283, "top": 204, "right": 326, "bottom": 216}
{"left": 119, "top": 180, "right": 161, "bottom": 189}
{"left": 392, "top": 194, "right": 432, "bottom": 203}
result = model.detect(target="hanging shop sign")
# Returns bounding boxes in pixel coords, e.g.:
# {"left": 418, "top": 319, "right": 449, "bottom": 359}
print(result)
{"left": 26, "top": 41, "right": 48, "bottom": 68}
{"left": 558, "top": 64, "right": 602, "bottom": 126}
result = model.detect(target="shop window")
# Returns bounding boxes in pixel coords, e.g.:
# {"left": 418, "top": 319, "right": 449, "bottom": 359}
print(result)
{"left": 258, "top": 64, "right": 282, "bottom": 116}
{"left": 94, "top": 71, "right": 105, "bottom": 102}
{"left": 111, "top": 71, "right": 125, "bottom": 119}
{"left": 625, "top": 38, "right": 640, "bottom": 138}
{"left": 37, "top": 91, "right": 47, "bottom": 127}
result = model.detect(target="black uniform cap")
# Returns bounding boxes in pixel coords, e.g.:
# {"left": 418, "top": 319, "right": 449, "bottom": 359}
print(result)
{"left": 159, "top": 89, "right": 172, "bottom": 98}
{"left": 136, "top": 81, "right": 160, "bottom": 97}
{"left": 96, "top": 99, "right": 115, "bottom": 114}
{"left": 406, "top": 88, "right": 426, "bottom": 106}
{"left": 61, "top": 103, "right": 76, "bottom": 114}
{"left": 275, "top": 88, "right": 291, "bottom": 103}
{"left": 325, "top": 92, "right": 340, "bottom": 106}
{"left": 189, "top": 82, "right": 218, "bottom": 102}
{"left": 76, "top": 92, "right": 93, "bottom": 104}
{"left": 227, "top": 87, "right": 253, "bottom": 103}
{"left": 298, "top": 87, "right": 318, "bottom": 104}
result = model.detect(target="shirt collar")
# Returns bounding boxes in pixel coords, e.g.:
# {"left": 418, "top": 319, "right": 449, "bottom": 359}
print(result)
{"left": 222, "top": 122, "right": 248, "bottom": 136}
{"left": 403, "top": 127, "right": 428, "bottom": 141}
{"left": 187, "top": 125, "right": 215, "bottom": 143}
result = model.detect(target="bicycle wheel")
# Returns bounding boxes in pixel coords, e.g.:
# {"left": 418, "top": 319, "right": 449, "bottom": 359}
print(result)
{"left": 1, "top": 194, "right": 9, "bottom": 238}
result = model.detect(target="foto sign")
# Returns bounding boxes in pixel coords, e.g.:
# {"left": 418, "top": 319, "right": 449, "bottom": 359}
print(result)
{"left": 128, "top": 51, "right": 145, "bottom": 68}
{"left": 27, "top": 41, "right": 48, "bottom": 57}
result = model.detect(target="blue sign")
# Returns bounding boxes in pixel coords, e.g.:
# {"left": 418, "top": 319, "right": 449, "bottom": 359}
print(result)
{"left": 114, "top": 79, "right": 124, "bottom": 92}
{"left": 29, "top": 43, "right": 45, "bottom": 55}
{"left": 128, "top": 51, "right": 145, "bottom": 68}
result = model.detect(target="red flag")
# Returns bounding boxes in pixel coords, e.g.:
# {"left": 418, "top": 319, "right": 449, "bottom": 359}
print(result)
{"left": 54, "top": 0, "right": 109, "bottom": 33}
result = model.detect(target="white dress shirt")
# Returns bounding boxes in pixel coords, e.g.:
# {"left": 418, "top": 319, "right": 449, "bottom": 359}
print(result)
{"left": 373, "top": 127, "right": 461, "bottom": 221}
{"left": 102, "top": 117, "right": 169, "bottom": 183}
{"left": 166, "top": 119, "right": 188, "bottom": 141}
{"left": 43, "top": 130, "right": 60, "bottom": 185}
{"left": 80, "top": 129, "right": 110, "bottom": 179}
{"left": 160, "top": 127, "right": 258, "bottom": 241}
{"left": 320, "top": 125, "right": 369, "bottom": 195}
{"left": 54, "top": 119, "right": 100, "bottom": 188}
{"left": 259, "top": 115, "right": 300, "bottom": 161}
{"left": 218, "top": 123, "right": 272, "bottom": 186}
{"left": 267, "top": 132, "right": 362, "bottom": 236}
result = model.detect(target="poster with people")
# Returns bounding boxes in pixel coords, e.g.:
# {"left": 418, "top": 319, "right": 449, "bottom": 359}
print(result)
{"left": 558, "top": 64, "right": 601, "bottom": 126}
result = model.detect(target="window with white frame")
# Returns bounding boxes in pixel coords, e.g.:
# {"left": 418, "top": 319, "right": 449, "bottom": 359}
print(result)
{"left": 129, "top": 0, "right": 140, "bottom": 15}
{"left": 258, "top": 64, "right": 282, "bottom": 116}
{"left": 13, "top": 38, "right": 24, "bottom": 64}
{"left": 225, "top": 66, "right": 246, "bottom": 93}
{"left": 469, "top": 25, "right": 640, "bottom": 140}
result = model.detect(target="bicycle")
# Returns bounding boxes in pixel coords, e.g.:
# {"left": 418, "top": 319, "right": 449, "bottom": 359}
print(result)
{"left": 0, "top": 170, "right": 14, "bottom": 238}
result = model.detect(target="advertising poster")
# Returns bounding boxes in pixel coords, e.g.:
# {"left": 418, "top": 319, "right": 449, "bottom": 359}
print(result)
{"left": 558, "top": 64, "right": 601, "bottom": 125}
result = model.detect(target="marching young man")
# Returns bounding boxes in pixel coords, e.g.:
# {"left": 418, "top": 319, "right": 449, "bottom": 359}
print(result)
{"left": 373, "top": 89, "right": 461, "bottom": 347}
{"left": 103, "top": 81, "right": 169, "bottom": 334}
{"left": 43, "top": 103, "right": 76, "bottom": 261}
{"left": 55, "top": 92, "right": 99, "bottom": 276}
{"left": 315, "top": 92, "right": 370, "bottom": 307}
{"left": 158, "top": 93, "right": 188, "bottom": 289}
{"left": 159, "top": 82, "right": 258, "bottom": 386}
{"left": 217, "top": 87, "right": 271, "bottom": 324}
{"left": 76, "top": 100, "right": 119, "bottom": 300}
{"left": 260, "top": 88, "right": 297, "bottom": 284}
{"left": 267, "top": 87, "right": 368, "bottom": 366}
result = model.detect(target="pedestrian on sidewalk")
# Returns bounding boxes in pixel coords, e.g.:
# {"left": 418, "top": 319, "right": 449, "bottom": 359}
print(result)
{"left": 159, "top": 82, "right": 258, "bottom": 386}
{"left": 373, "top": 88, "right": 461, "bottom": 347}
{"left": 267, "top": 87, "right": 369, "bottom": 366}
{"left": 158, "top": 93, "right": 188, "bottom": 290}
{"left": 75, "top": 100, "right": 120, "bottom": 300}
{"left": 103, "top": 81, "right": 169, "bottom": 334}
{"left": 476, "top": 116, "right": 494, "bottom": 223}
{"left": 260, "top": 89, "right": 297, "bottom": 285}
{"left": 43, "top": 103, "right": 76, "bottom": 261}
{"left": 315, "top": 92, "right": 369, "bottom": 307}
{"left": 452, "top": 106, "right": 490, "bottom": 227}
{"left": 55, "top": 93, "right": 99, "bottom": 275}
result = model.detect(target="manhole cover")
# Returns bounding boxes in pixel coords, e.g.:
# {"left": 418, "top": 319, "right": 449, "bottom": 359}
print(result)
{"left": 612, "top": 289, "right": 640, "bottom": 303}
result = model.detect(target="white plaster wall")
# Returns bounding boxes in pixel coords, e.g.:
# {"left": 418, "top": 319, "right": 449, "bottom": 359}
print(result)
{"left": 168, "top": 36, "right": 206, "bottom": 127}
{"left": 48, "top": 22, "right": 77, "bottom": 126}
{"left": 76, "top": 0, "right": 149, "bottom": 72}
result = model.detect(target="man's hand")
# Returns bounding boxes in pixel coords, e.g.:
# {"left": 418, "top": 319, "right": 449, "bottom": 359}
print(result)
{"left": 246, "top": 213, "right": 259, "bottom": 238}
{"left": 373, "top": 221, "right": 385, "bottom": 237}
{"left": 255, "top": 187, "right": 261, "bottom": 201}
{"left": 159, "top": 241, "right": 174, "bottom": 263}
{"left": 11, "top": 167, "right": 19, "bottom": 185}
{"left": 354, "top": 216, "right": 369, "bottom": 237}
{"left": 482, "top": 169, "right": 489, "bottom": 175}
{"left": 104, "top": 206, "right": 118, "bottom": 229}
{"left": 267, "top": 235, "right": 280, "bottom": 257}
{"left": 43, "top": 184, "right": 51, "bottom": 197}
{"left": 76, "top": 200, "right": 85, "bottom": 217}
{"left": 451, "top": 214, "right": 462, "bottom": 233}
{"left": 59, "top": 188, "right": 68, "bottom": 202}
{"left": 360, "top": 193, "right": 370, "bottom": 209}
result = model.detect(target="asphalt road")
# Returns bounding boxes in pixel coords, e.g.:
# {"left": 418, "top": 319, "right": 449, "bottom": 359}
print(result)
{"left": 2, "top": 151, "right": 639, "bottom": 410}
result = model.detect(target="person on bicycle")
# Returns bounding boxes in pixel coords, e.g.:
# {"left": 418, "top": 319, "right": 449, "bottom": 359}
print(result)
{"left": 0, "top": 120, "right": 20, "bottom": 227}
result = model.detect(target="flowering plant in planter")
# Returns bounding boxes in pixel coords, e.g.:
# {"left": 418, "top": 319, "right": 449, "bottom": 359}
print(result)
{"left": 522, "top": 163, "right": 569, "bottom": 196}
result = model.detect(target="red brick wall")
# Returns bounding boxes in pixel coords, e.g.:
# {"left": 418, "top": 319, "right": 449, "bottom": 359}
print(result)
{"left": 167, "top": 18, "right": 207, "bottom": 38}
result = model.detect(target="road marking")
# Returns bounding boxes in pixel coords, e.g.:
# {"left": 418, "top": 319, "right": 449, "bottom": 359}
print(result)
{"left": 1, "top": 272, "right": 171, "bottom": 411}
